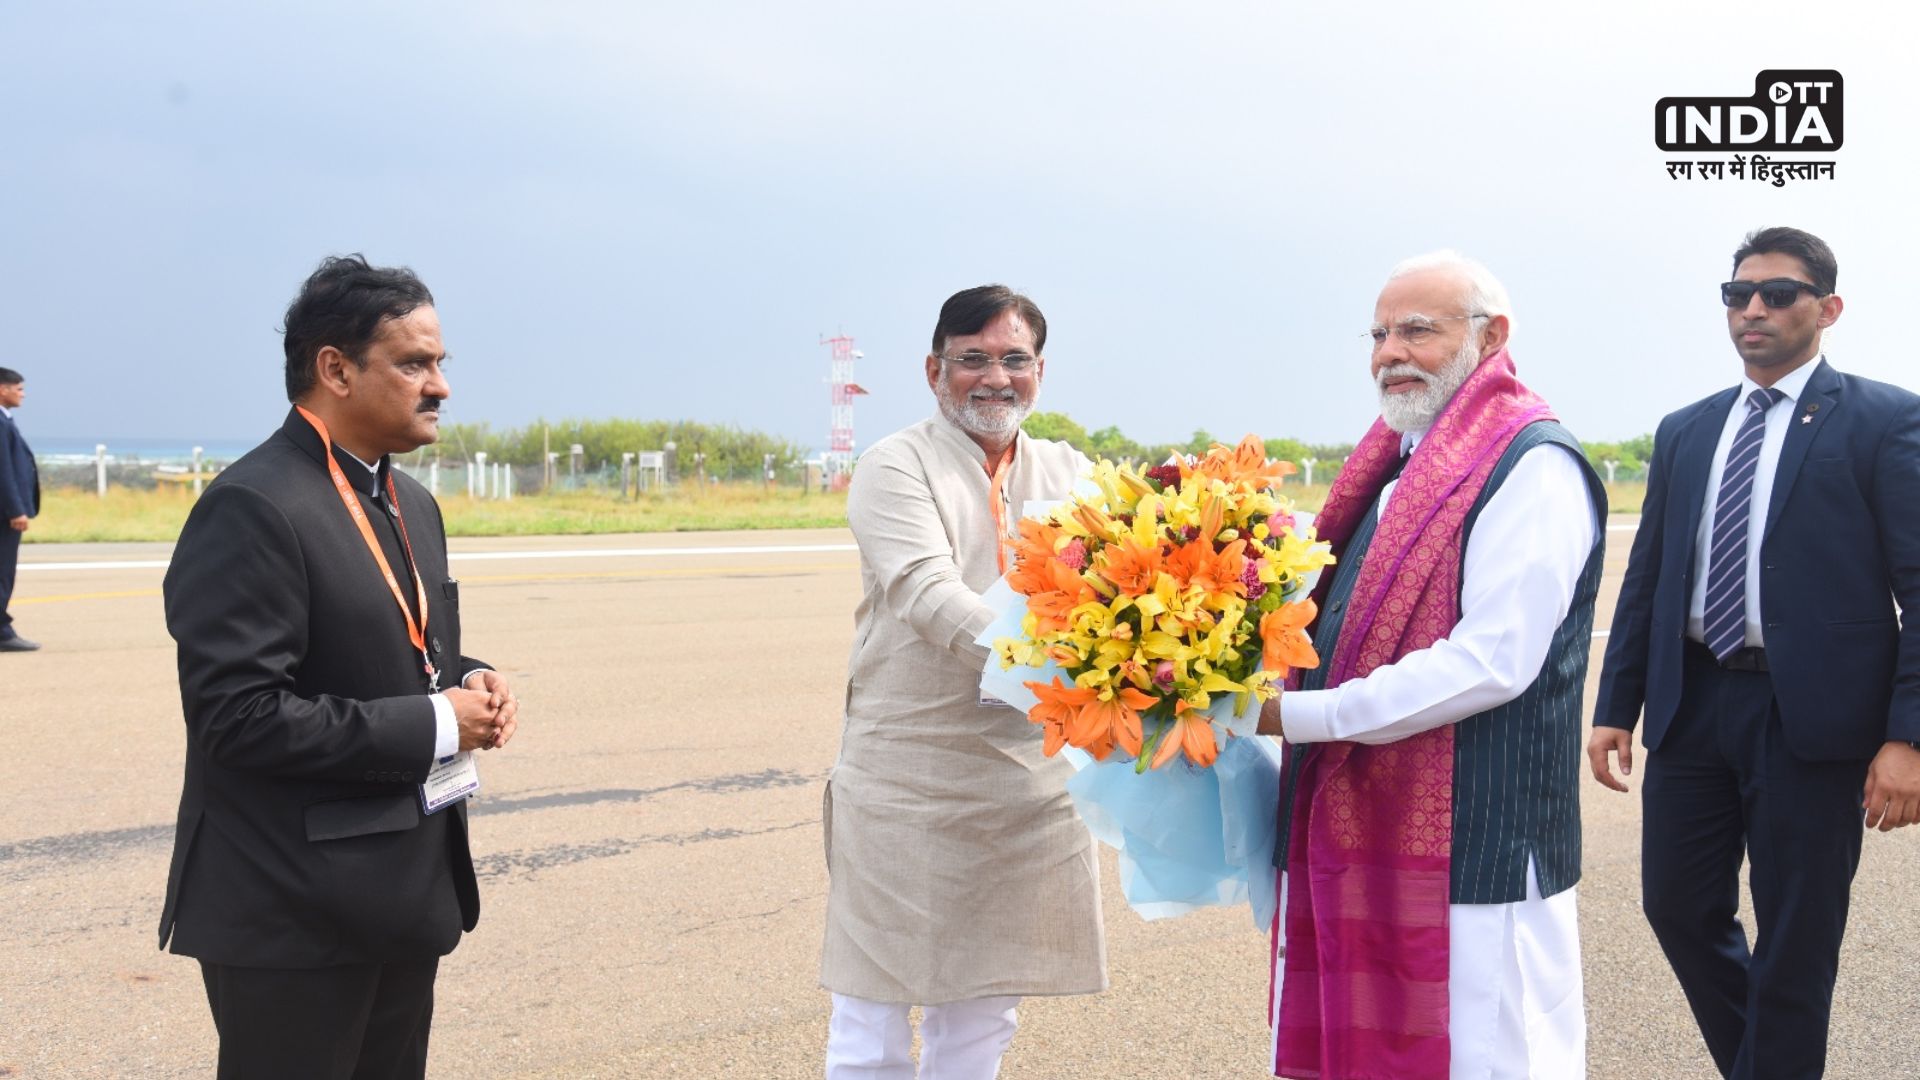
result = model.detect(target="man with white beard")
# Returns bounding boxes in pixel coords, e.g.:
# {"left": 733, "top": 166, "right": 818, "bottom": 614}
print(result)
{"left": 1256, "top": 252, "right": 1605, "bottom": 1079}
{"left": 819, "top": 286, "right": 1106, "bottom": 1079}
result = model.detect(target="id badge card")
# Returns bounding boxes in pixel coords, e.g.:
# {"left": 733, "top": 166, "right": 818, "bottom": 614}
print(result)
{"left": 421, "top": 752, "right": 480, "bottom": 814}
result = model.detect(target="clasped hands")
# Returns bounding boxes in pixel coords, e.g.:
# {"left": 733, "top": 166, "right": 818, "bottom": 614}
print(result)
{"left": 446, "top": 670, "right": 520, "bottom": 752}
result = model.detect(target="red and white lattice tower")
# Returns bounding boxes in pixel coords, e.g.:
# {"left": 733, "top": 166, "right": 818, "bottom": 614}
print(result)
{"left": 822, "top": 334, "right": 865, "bottom": 490}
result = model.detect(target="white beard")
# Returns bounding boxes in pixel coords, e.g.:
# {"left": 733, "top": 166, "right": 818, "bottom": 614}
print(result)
{"left": 1377, "top": 335, "right": 1480, "bottom": 434}
{"left": 937, "top": 377, "right": 1032, "bottom": 441}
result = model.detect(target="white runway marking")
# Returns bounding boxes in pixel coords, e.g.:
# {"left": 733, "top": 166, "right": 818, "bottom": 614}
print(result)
{"left": 20, "top": 542, "right": 861, "bottom": 573}
{"left": 448, "top": 543, "right": 859, "bottom": 562}
{"left": 20, "top": 559, "right": 171, "bottom": 571}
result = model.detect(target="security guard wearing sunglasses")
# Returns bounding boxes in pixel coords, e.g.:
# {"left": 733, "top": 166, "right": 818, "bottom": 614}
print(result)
{"left": 1594, "top": 227, "right": 1920, "bottom": 1079}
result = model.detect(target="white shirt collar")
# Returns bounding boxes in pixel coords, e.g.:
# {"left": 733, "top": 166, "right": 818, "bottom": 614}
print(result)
{"left": 1399, "top": 426, "right": 1428, "bottom": 458}
{"left": 0, "top": 405, "right": 11, "bottom": 420}
{"left": 337, "top": 446, "right": 380, "bottom": 474}
{"left": 1741, "top": 353, "right": 1822, "bottom": 405}
{"left": 332, "top": 445, "right": 384, "bottom": 500}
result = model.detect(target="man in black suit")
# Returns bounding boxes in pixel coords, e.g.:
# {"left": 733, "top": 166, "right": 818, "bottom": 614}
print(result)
{"left": 1591, "top": 227, "right": 1920, "bottom": 1079}
{"left": 0, "top": 367, "right": 41, "bottom": 652}
{"left": 162, "top": 255, "right": 521, "bottom": 1079}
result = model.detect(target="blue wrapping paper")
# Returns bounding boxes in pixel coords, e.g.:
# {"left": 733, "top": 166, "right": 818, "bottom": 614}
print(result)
{"left": 976, "top": 576, "right": 1286, "bottom": 930}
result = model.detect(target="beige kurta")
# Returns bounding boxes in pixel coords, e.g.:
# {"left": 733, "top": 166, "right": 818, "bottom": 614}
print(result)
{"left": 820, "top": 412, "right": 1107, "bottom": 1005}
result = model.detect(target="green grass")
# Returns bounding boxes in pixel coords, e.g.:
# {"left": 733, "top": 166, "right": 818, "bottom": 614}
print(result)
{"left": 29, "top": 487, "right": 203, "bottom": 543}
{"left": 26, "top": 480, "right": 1648, "bottom": 544}
{"left": 437, "top": 487, "right": 851, "bottom": 536}
{"left": 1601, "top": 482, "right": 1645, "bottom": 515}
{"left": 27, "top": 484, "right": 854, "bottom": 543}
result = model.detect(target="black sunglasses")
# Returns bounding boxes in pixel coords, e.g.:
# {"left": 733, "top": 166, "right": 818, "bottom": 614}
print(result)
{"left": 1721, "top": 278, "right": 1826, "bottom": 309}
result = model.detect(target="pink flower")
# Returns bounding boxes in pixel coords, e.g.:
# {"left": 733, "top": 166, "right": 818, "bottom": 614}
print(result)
{"left": 1241, "top": 560, "right": 1266, "bottom": 600}
{"left": 1154, "top": 660, "right": 1176, "bottom": 688}
{"left": 1058, "top": 538, "right": 1089, "bottom": 572}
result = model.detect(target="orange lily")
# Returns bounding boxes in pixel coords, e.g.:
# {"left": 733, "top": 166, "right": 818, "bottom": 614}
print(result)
{"left": 1068, "top": 685, "right": 1154, "bottom": 759}
{"left": 1259, "top": 598, "right": 1320, "bottom": 676}
{"left": 1007, "top": 519, "right": 1066, "bottom": 596}
{"left": 1165, "top": 536, "right": 1249, "bottom": 601}
{"left": 1099, "top": 532, "right": 1163, "bottom": 597}
{"left": 1150, "top": 700, "right": 1221, "bottom": 769}
{"left": 1008, "top": 555, "right": 1053, "bottom": 598}
{"left": 1024, "top": 676, "right": 1097, "bottom": 757}
{"left": 1012, "top": 516, "right": 1064, "bottom": 564}
{"left": 1192, "top": 434, "right": 1293, "bottom": 492}
{"left": 1028, "top": 558, "right": 1098, "bottom": 634}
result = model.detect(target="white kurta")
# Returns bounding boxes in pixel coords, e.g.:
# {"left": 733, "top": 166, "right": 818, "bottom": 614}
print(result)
{"left": 820, "top": 413, "right": 1107, "bottom": 1005}
{"left": 1276, "top": 435, "right": 1596, "bottom": 1080}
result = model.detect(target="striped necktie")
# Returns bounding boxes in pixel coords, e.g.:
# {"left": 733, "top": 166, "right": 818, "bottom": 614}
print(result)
{"left": 1703, "top": 387, "right": 1786, "bottom": 660}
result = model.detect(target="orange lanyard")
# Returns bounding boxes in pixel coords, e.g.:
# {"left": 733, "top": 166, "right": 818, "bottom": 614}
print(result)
{"left": 986, "top": 444, "right": 1016, "bottom": 573}
{"left": 295, "top": 406, "right": 437, "bottom": 690}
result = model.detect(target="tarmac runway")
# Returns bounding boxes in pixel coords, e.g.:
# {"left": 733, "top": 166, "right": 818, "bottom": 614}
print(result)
{"left": 1, "top": 525, "right": 1914, "bottom": 1079}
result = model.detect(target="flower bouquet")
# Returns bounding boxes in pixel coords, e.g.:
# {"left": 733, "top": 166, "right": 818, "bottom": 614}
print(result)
{"left": 975, "top": 435, "right": 1334, "bottom": 924}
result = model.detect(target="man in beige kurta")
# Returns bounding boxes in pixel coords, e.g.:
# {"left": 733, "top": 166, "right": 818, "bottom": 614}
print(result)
{"left": 822, "top": 285, "right": 1106, "bottom": 1080}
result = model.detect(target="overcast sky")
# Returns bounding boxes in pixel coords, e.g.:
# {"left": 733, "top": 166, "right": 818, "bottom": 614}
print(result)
{"left": 4, "top": 1, "right": 1911, "bottom": 454}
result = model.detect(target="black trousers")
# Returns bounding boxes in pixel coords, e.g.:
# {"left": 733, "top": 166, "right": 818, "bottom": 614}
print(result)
{"left": 200, "top": 957, "right": 439, "bottom": 1080}
{"left": 1641, "top": 644, "right": 1868, "bottom": 1080}
{"left": 0, "top": 523, "right": 16, "bottom": 632}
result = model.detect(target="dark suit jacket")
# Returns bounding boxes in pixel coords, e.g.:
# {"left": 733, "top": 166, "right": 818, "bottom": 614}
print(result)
{"left": 160, "top": 408, "right": 485, "bottom": 967}
{"left": 0, "top": 409, "right": 38, "bottom": 520}
{"left": 1595, "top": 359, "right": 1920, "bottom": 761}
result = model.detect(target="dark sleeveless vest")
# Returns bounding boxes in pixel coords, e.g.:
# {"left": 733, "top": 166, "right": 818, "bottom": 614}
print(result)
{"left": 1275, "top": 421, "right": 1606, "bottom": 904}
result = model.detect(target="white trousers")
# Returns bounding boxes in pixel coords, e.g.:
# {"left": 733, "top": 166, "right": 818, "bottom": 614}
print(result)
{"left": 1272, "top": 860, "right": 1586, "bottom": 1079}
{"left": 826, "top": 993, "right": 1020, "bottom": 1080}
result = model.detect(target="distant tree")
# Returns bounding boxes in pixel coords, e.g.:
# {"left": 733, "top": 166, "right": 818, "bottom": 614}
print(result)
{"left": 427, "top": 418, "right": 805, "bottom": 479}
{"left": 1580, "top": 440, "right": 1621, "bottom": 470}
{"left": 1263, "top": 437, "right": 1312, "bottom": 466}
{"left": 1184, "top": 429, "right": 1218, "bottom": 456}
{"left": 1087, "top": 425, "right": 1148, "bottom": 464}
{"left": 1022, "top": 411, "right": 1089, "bottom": 446}
{"left": 1580, "top": 434, "right": 1654, "bottom": 479}
{"left": 1306, "top": 442, "right": 1355, "bottom": 462}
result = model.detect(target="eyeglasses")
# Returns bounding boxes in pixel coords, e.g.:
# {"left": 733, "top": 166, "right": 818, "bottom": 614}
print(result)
{"left": 1720, "top": 278, "right": 1826, "bottom": 309}
{"left": 1363, "top": 313, "right": 1489, "bottom": 348}
{"left": 941, "top": 351, "right": 1039, "bottom": 375}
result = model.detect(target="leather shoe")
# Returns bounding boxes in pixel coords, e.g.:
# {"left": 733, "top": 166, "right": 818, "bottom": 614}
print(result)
{"left": 0, "top": 635, "right": 41, "bottom": 652}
